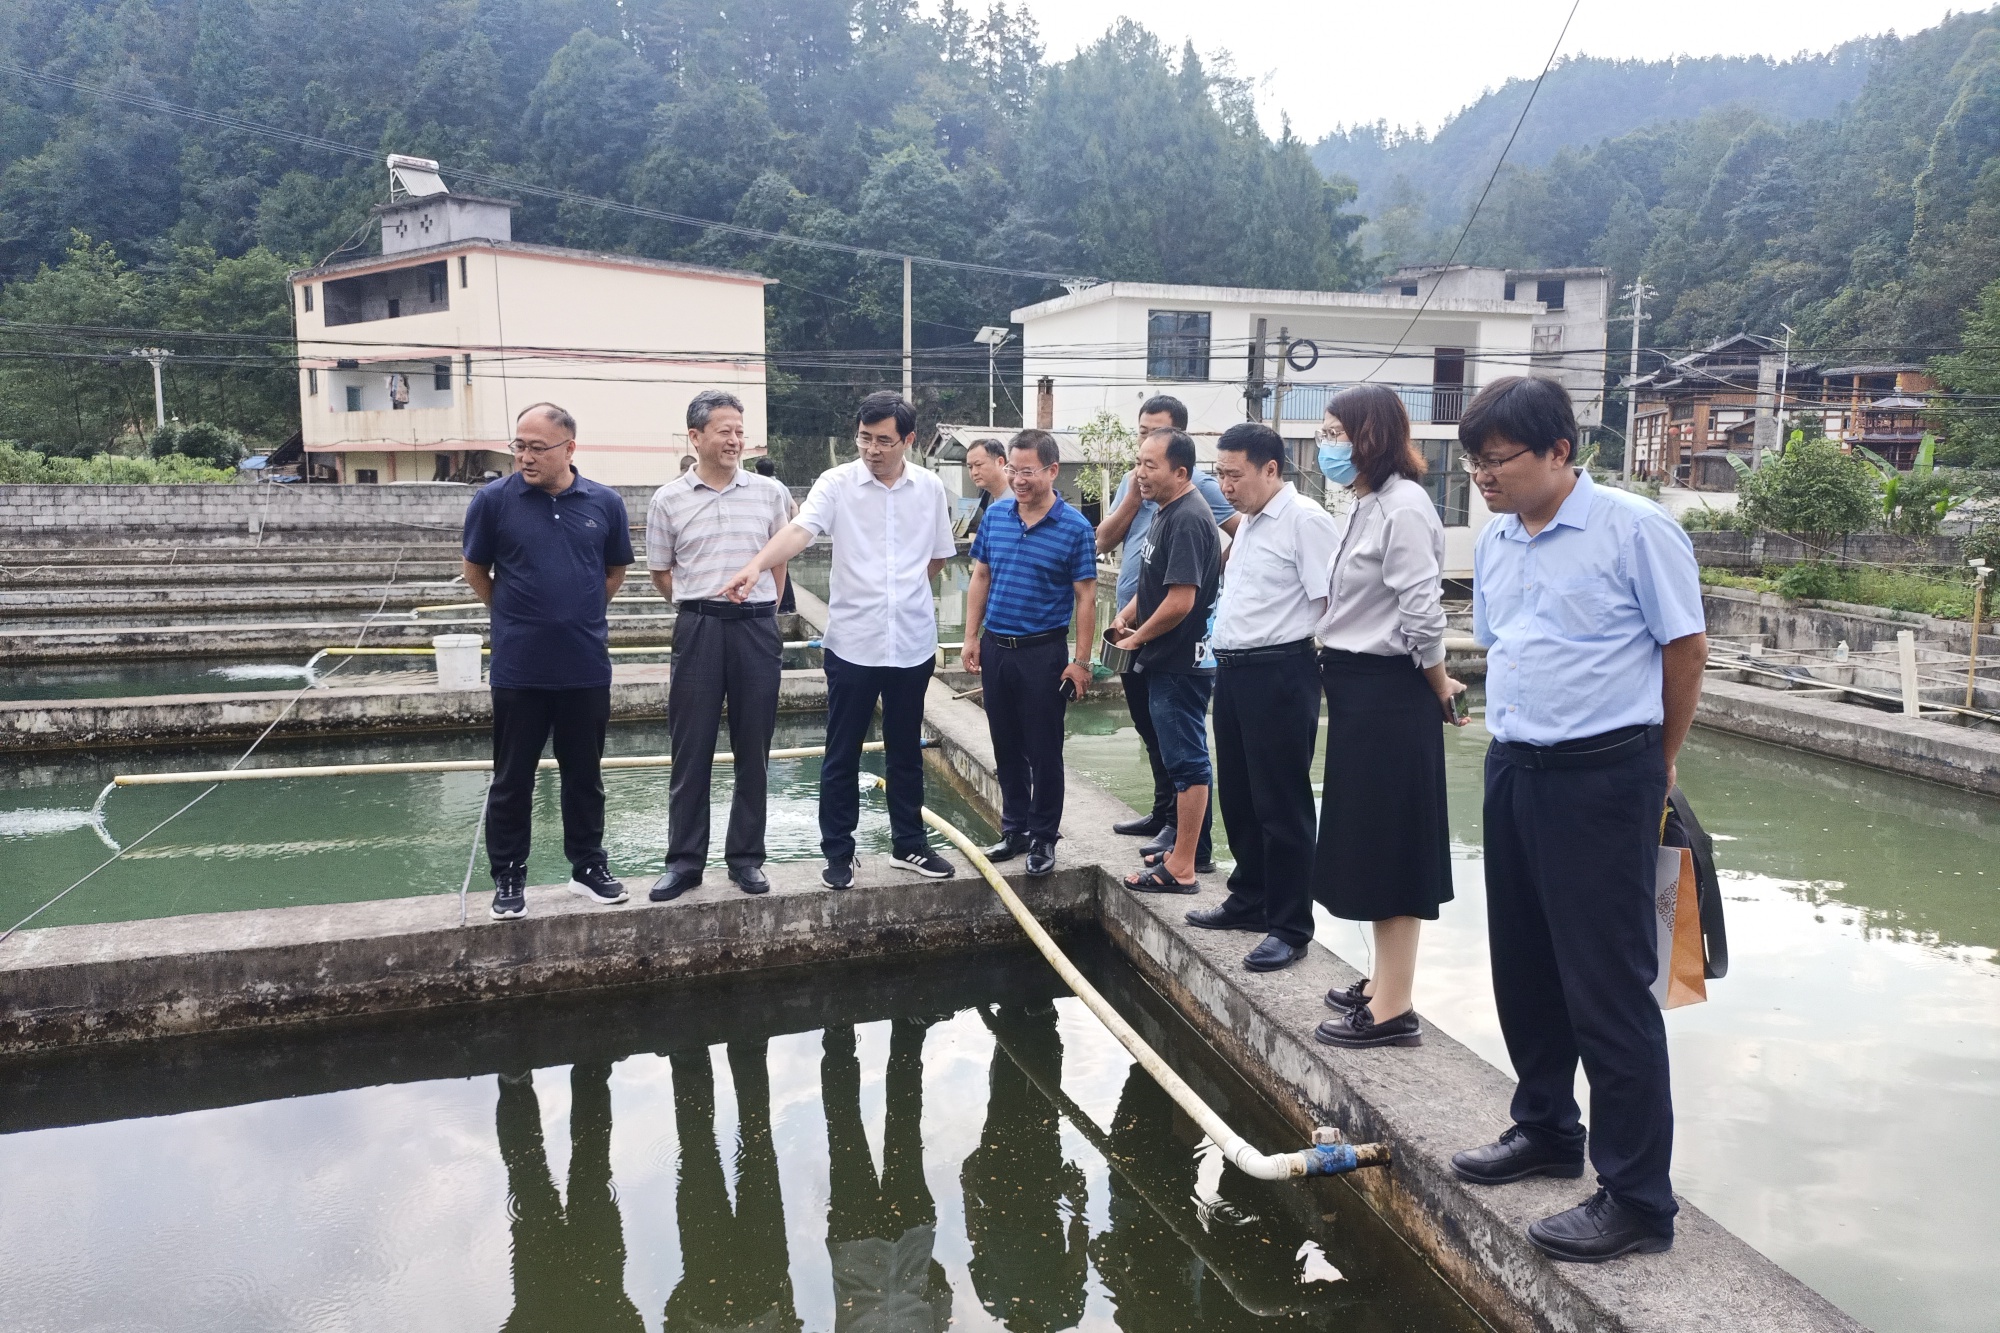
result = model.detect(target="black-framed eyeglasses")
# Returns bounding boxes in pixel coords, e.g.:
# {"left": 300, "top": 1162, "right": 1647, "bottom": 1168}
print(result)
{"left": 1459, "top": 447, "right": 1533, "bottom": 476}
{"left": 509, "top": 437, "right": 573, "bottom": 456}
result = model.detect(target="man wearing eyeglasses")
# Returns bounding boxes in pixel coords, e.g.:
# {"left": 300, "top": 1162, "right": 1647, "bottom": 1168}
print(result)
{"left": 960, "top": 430, "right": 1097, "bottom": 877}
{"left": 1448, "top": 376, "right": 1706, "bottom": 1264}
{"left": 721, "top": 392, "right": 958, "bottom": 886}
{"left": 462, "top": 402, "right": 634, "bottom": 921}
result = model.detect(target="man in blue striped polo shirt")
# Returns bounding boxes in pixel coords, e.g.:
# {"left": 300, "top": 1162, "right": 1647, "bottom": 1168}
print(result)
{"left": 961, "top": 429, "right": 1099, "bottom": 876}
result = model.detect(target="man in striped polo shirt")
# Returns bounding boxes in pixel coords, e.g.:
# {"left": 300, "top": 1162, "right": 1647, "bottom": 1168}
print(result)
{"left": 961, "top": 429, "right": 1098, "bottom": 876}
{"left": 646, "top": 389, "right": 795, "bottom": 900}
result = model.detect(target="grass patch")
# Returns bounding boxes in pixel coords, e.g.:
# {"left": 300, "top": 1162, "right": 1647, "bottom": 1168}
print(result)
{"left": 1701, "top": 562, "right": 1975, "bottom": 618}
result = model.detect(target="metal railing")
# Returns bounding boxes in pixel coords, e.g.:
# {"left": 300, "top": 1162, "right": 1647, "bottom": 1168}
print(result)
{"left": 1279, "top": 382, "right": 1467, "bottom": 425}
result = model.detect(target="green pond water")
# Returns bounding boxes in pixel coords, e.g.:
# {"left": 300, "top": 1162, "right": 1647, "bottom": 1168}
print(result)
{"left": 0, "top": 714, "right": 994, "bottom": 930}
{"left": 0, "top": 941, "right": 1484, "bottom": 1332}
{"left": 1064, "top": 692, "right": 2000, "bottom": 1333}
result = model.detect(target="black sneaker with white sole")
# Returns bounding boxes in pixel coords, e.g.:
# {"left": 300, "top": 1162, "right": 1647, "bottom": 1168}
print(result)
{"left": 568, "top": 861, "right": 629, "bottom": 905}
{"left": 822, "top": 859, "right": 856, "bottom": 890}
{"left": 890, "top": 847, "right": 953, "bottom": 878}
{"left": 490, "top": 865, "right": 527, "bottom": 920}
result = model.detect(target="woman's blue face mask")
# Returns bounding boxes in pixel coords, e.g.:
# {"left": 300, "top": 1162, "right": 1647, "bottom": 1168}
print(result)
{"left": 1318, "top": 438, "right": 1357, "bottom": 487}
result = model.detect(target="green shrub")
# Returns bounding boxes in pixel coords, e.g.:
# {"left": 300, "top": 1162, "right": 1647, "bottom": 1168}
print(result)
{"left": 1737, "top": 430, "right": 1876, "bottom": 537}
{"left": 1775, "top": 561, "right": 1842, "bottom": 600}
{"left": 149, "top": 421, "right": 246, "bottom": 467}
{"left": 0, "top": 441, "right": 235, "bottom": 483}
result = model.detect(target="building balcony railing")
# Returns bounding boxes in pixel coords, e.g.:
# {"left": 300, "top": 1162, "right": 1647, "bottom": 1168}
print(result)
{"left": 1278, "top": 382, "right": 1468, "bottom": 425}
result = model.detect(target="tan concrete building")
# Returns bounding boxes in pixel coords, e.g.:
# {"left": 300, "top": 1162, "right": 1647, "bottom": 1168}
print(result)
{"left": 289, "top": 162, "right": 770, "bottom": 486}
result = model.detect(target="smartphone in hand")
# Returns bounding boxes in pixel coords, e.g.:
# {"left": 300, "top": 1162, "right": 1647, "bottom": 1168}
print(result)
{"left": 1452, "top": 690, "right": 1470, "bottom": 723}
{"left": 1059, "top": 676, "right": 1078, "bottom": 702}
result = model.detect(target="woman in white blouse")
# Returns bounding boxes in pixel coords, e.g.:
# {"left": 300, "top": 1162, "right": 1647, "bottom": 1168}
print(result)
{"left": 1310, "top": 384, "right": 1468, "bottom": 1050}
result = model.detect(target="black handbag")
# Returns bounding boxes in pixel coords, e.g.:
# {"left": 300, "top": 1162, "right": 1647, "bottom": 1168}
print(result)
{"left": 1661, "top": 786, "right": 1729, "bottom": 980}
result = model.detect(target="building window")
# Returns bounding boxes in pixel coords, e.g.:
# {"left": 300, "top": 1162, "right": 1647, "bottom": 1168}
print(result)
{"left": 1531, "top": 323, "right": 1564, "bottom": 363}
{"left": 387, "top": 298, "right": 401, "bottom": 318}
{"left": 433, "top": 363, "right": 451, "bottom": 391}
{"left": 1420, "top": 439, "right": 1471, "bottom": 526}
{"left": 345, "top": 385, "right": 363, "bottom": 412}
{"left": 1400, "top": 283, "right": 1419, "bottom": 297}
{"left": 428, "top": 269, "right": 445, "bottom": 303}
{"left": 463, "top": 352, "right": 473, "bottom": 385}
{"left": 355, "top": 469, "right": 379, "bottom": 484}
{"left": 302, "top": 285, "right": 314, "bottom": 313}
{"left": 1670, "top": 402, "right": 1694, "bottom": 421}
{"left": 1536, "top": 278, "right": 1566, "bottom": 310}
{"left": 1503, "top": 280, "right": 1517, "bottom": 301}
{"left": 1147, "top": 310, "right": 1211, "bottom": 380}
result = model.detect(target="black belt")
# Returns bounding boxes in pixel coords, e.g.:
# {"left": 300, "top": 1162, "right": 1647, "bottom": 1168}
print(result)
{"left": 678, "top": 598, "right": 776, "bottom": 621}
{"left": 982, "top": 627, "right": 1068, "bottom": 649}
{"left": 1492, "top": 724, "right": 1660, "bottom": 770}
{"left": 1214, "top": 638, "right": 1315, "bottom": 667}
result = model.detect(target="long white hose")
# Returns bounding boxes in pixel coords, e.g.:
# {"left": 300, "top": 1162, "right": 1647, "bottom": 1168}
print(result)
{"left": 875, "top": 776, "right": 1389, "bottom": 1182}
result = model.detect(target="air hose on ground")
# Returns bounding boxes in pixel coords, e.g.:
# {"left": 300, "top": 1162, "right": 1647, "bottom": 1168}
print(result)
{"left": 868, "top": 775, "right": 1390, "bottom": 1182}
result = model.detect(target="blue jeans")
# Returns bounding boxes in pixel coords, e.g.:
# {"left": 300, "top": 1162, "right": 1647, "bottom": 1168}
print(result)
{"left": 1143, "top": 670, "right": 1214, "bottom": 790}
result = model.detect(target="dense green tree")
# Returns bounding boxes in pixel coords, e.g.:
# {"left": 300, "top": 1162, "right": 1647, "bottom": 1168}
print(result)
{"left": 1932, "top": 278, "right": 2000, "bottom": 466}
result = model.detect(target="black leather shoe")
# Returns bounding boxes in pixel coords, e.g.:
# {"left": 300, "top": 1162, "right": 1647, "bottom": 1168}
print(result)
{"left": 1324, "top": 978, "right": 1372, "bottom": 1012}
{"left": 985, "top": 834, "right": 1029, "bottom": 862}
{"left": 1024, "top": 839, "right": 1056, "bottom": 876}
{"left": 1185, "top": 903, "right": 1264, "bottom": 932}
{"left": 1528, "top": 1189, "right": 1673, "bottom": 1263}
{"left": 1138, "top": 824, "right": 1176, "bottom": 859}
{"left": 1243, "top": 935, "right": 1307, "bottom": 972}
{"left": 728, "top": 865, "right": 771, "bottom": 895}
{"left": 1315, "top": 1005, "right": 1421, "bottom": 1047}
{"left": 649, "top": 869, "right": 702, "bottom": 902}
{"left": 1113, "top": 812, "right": 1168, "bottom": 837}
{"left": 1450, "top": 1126, "right": 1586, "bottom": 1185}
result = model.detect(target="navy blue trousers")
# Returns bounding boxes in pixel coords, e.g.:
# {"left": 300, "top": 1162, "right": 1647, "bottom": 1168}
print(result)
{"left": 981, "top": 634, "right": 1070, "bottom": 843}
{"left": 1212, "top": 652, "right": 1321, "bottom": 947}
{"left": 819, "top": 649, "right": 934, "bottom": 862}
{"left": 1483, "top": 739, "right": 1678, "bottom": 1229}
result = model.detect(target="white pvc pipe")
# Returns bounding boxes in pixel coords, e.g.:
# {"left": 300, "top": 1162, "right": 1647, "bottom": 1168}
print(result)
{"left": 882, "top": 776, "right": 1389, "bottom": 1182}
{"left": 113, "top": 741, "right": 905, "bottom": 788}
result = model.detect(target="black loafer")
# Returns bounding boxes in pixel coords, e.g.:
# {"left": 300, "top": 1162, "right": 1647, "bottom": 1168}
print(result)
{"left": 728, "top": 865, "right": 771, "bottom": 895}
{"left": 1185, "top": 903, "right": 1264, "bottom": 932}
{"left": 1243, "top": 935, "right": 1307, "bottom": 972}
{"left": 1024, "top": 839, "right": 1056, "bottom": 876}
{"left": 649, "top": 870, "right": 702, "bottom": 903}
{"left": 1138, "top": 825, "right": 1177, "bottom": 859}
{"left": 1324, "top": 978, "right": 1372, "bottom": 1012}
{"left": 1528, "top": 1189, "right": 1673, "bottom": 1263}
{"left": 1450, "top": 1126, "right": 1586, "bottom": 1185}
{"left": 1315, "top": 1006, "right": 1422, "bottom": 1047}
{"left": 1113, "top": 813, "right": 1168, "bottom": 837}
{"left": 985, "top": 834, "right": 1029, "bottom": 862}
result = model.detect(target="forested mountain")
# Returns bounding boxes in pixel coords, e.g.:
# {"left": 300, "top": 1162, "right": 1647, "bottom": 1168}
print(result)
{"left": 1312, "top": 46, "right": 1873, "bottom": 232}
{"left": 0, "top": 0, "right": 1364, "bottom": 454}
{"left": 1328, "top": 8, "right": 2000, "bottom": 380}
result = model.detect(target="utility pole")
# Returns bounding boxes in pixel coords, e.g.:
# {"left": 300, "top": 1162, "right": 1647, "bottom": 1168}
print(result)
{"left": 1771, "top": 323, "right": 1794, "bottom": 467}
{"left": 1271, "top": 326, "right": 1292, "bottom": 437}
{"left": 131, "top": 347, "right": 172, "bottom": 432}
{"left": 902, "top": 256, "right": 913, "bottom": 408}
{"left": 1618, "top": 280, "right": 1653, "bottom": 482}
{"left": 974, "top": 326, "right": 1012, "bottom": 429}
{"left": 1245, "top": 317, "right": 1268, "bottom": 421}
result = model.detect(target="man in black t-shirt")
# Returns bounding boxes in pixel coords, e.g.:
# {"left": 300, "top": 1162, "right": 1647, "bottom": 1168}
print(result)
{"left": 1109, "top": 428, "right": 1220, "bottom": 892}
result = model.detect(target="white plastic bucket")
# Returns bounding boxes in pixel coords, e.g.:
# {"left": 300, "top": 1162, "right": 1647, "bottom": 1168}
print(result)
{"left": 432, "top": 634, "right": 485, "bottom": 690}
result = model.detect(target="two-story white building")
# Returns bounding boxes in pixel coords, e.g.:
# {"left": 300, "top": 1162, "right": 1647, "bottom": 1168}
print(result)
{"left": 1011, "top": 279, "right": 1589, "bottom": 576}
{"left": 289, "top": 159, "right": 770, "bottom": 486}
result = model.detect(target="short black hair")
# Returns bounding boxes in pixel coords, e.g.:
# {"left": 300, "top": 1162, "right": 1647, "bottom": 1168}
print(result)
{"left": 1144, "top": 427, "right": 1196, "bottom": 479}
{"left": 1216, "top": 421, "right": 1285, "bottom": 471}
{"left": 1009, "top": 429, "right": 1061, "bottom": 469}
{"left": 1459, "top": 376, "right": 1577, "bottom": 459}
{"left": 752, "top": 456, "right": 775, "bottom": 476}
{"left": 1139, "top": 394, "right": 1189, "bottom": 430}
{"left": 968, "top": 436, "right": 1006, "bottom": 462}
{"left": 856, "top": 391, "right": 916, "bottom": 439}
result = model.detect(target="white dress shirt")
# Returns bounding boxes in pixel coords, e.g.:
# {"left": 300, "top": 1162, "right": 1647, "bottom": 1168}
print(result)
{"left": 794, "top": 459, "right": 957, "bottom": 668}
{"left": 1315, "top": 474, "right": 1448, "bottom": 668}
{"left": 1210, "top": 483, "right": 1340, "bottom": 651}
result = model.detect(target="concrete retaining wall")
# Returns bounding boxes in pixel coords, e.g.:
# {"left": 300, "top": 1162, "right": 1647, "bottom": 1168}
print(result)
{"left": 1704, "top": 585, "right": 1996, "bottom": 658}
{"left": 1691, "top": 530, "right": 1960, "bottom": 570}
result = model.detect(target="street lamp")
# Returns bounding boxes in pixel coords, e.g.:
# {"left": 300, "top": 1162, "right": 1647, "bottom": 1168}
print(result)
{"left": 974, "top": 325, "right": 1012, "bottom": 429}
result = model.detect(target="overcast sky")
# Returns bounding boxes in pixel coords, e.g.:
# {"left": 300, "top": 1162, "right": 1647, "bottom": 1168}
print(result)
{"left": 999, "top": 0, "right": 1972, "bottom": 141}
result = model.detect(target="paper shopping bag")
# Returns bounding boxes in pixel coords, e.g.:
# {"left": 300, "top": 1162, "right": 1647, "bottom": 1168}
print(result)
{"left": 1650, "top": 845, "right": 1708, "bottom": 1010}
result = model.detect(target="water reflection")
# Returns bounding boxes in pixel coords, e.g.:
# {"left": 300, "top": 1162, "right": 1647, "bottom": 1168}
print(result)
{"left": 496, "top": 1063, "right": 644, "bottom": 1331}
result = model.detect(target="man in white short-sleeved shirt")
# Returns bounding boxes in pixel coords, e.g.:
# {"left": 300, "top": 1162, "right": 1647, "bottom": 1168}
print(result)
{"left": 722, "top": 392, "right": 958, "bottom": 887}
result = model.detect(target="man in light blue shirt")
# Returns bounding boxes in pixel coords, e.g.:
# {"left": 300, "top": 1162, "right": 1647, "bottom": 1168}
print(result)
{"left": 1451, "top": 377, "right": 1707, "bottom": 1264}
{"left": 1094, "top": 395, "right": 1238, "bottom": 858}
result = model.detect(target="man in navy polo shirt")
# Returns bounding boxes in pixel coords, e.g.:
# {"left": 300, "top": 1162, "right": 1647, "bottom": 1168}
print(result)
{"left": 462, "top": 402, "right": 635, "bottom": 920}
{"left": 961, "top": 429, "right": 1097, "bottom": 876}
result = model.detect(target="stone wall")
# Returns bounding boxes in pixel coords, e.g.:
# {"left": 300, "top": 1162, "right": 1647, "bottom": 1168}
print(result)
{"left": 1690, "top": 530, "right": 1961, "bottom": 570}
{"left": 0, "top": 483, "right": 659, "bottom": 547}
